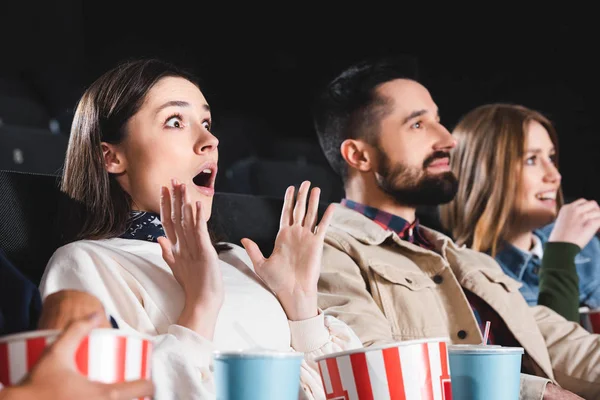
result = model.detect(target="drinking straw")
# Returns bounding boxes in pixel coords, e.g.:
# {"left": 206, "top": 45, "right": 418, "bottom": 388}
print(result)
{"left": 482, "top": 321, "right": 491, "bottom": 345}
{"left": 234, "top": 321, "right": 266, "bottom": 350}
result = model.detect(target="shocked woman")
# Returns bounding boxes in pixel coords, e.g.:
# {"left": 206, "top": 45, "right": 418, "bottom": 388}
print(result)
{"left": 39, "top": 59, "right": 361, "bottom": 399}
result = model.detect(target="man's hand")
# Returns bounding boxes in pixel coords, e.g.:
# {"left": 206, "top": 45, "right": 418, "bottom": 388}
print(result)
{"left": 37, "top": 290, "right": 111, "bottom": 330}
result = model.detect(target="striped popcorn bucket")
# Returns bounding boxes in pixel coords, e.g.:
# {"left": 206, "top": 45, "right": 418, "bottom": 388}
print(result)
{"left": 579, "top": 306, "right": 600, "bottom": 333}
{"left": 0, "top": 328, "right": 152, "bottom": 399}
{"left": 315, "top": 337, "right": 452, "bottom": 400}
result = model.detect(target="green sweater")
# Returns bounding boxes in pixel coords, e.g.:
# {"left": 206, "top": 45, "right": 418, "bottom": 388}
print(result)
{"left": 538, "top": 242, "right": 581, "bottom": 322}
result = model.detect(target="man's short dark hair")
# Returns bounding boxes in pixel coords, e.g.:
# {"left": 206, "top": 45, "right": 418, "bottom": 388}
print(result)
{"left": 312, "top": 56, "right": 419, "bottom": 181}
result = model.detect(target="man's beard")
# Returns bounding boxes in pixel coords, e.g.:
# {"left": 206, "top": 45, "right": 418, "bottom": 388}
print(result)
{"left": 375, "top": 149, "right": 459, "bottom": 207}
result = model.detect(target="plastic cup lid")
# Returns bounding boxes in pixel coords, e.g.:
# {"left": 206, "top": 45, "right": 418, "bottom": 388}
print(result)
{"left": 448, "top": 344, "right": 524, "bottom": 355}
{"left": 579, "top": 306, "right": 600, "bottom": 314}
{"left": 213, "top": 348, "right": 305, "bottom": 359}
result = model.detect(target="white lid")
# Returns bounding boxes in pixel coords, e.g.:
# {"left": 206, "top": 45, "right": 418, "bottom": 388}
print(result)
{"left": 579, "top": 306, "right": 600, "bottom": 314}
{"left": 448, "top": 344, "right": 524, "bottom": 355}
{"left": 213, "top": 349, "right": 305, "bottom": 359}
{"left": 314, "top": 337, "right": 450, "bottom": 362}
{"left": 0, "top": 328, "right": 154, "bottom": 344}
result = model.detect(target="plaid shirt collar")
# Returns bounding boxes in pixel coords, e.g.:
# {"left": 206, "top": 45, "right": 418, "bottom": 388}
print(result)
{"left": 341, "top": 199, "right": 433, "bottom": 249}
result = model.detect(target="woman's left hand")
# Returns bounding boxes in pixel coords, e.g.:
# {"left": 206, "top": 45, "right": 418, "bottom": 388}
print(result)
{"left": 241, "top": 181, "right": 334, "bottom": 321}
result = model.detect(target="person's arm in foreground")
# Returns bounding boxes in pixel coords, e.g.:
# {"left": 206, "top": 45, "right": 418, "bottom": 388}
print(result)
{"left": 0, "top": 312, "right": 154, "bottom": 400}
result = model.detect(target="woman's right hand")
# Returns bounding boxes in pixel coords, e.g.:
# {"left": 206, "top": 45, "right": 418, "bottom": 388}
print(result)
{"left": 549, "top": 199, "right": 600, "bottom": 249}
{"left": 157, "top": 179, "right": 223, "bottom": 340}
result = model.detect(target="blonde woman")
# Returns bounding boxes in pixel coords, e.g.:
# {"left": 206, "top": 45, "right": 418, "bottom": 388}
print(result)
{"left": 440, "top": 104, "right": 600, "bottom": 321}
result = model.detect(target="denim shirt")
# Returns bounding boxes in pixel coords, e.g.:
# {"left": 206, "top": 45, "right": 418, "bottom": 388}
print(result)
{"left": 494, "top": 222, "right": 600, "bottom": 308}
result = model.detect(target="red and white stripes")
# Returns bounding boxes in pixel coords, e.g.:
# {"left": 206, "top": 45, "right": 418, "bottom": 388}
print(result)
{"left": 318, "top": 340, "right": 452, "bottom": 400}
{"left": 580, "top": 310, "right": 600, "bottom": 334}
{"left": 0, "top": 331, "right": 152, "bottom": 400}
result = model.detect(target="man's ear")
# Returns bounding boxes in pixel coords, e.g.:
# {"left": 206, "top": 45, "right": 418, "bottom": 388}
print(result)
{"left": 101, "top": 142, "right": 126, "bottom": 174}
{"left": 340, "top": 139, "right": 373, "bottom": 172}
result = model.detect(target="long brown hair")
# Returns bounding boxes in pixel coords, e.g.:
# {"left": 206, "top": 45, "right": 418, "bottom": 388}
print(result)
{"left": 62, "top": 59, "right": 227, "bottom": 250}
{"left": 439, "top": 104, "right": 563, "bottom": 256}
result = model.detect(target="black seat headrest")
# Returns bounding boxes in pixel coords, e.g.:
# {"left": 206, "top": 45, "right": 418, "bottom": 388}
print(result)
{"left": 0, "top": 170, "right": 325, "bottom": 284}
{"left": 0, "top": 170, "right": 450, "bottom": 286}
{"left": 0, "top": 171, "right": 65, "bottom": 285}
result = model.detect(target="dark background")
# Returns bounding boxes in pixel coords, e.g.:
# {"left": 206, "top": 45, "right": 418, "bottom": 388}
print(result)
{"left": 1, "top": 3, "right": 598, "bottom": 202}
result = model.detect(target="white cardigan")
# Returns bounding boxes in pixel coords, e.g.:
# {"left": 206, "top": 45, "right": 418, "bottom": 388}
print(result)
{"left": 39, "top": 238, "right": 362, "bottom": 399}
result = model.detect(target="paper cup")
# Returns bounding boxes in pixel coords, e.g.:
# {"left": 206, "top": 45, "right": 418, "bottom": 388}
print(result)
{"left": 579, "top": 306, "right": 600, "bottom": 333}
{"left": 0, "top": 328, "right": 152, "bottom": 396}
{"left": 315, "top": 337, "right": 452, "bottom": 400}
{"left": 448, "top": 344, "right": 523, "bottom": 400}
{"left": 213, "top": 349, "right": 304, "bottom": 400}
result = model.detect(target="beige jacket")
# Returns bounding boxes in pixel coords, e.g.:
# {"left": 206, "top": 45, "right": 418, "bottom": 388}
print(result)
{"left": 318, "top": 205, "right": 600, "bottom": 400}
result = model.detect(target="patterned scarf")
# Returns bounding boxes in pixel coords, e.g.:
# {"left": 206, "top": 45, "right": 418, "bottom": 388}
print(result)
{"left": 119, "top": 211, "right": 165, "bottom": 242}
